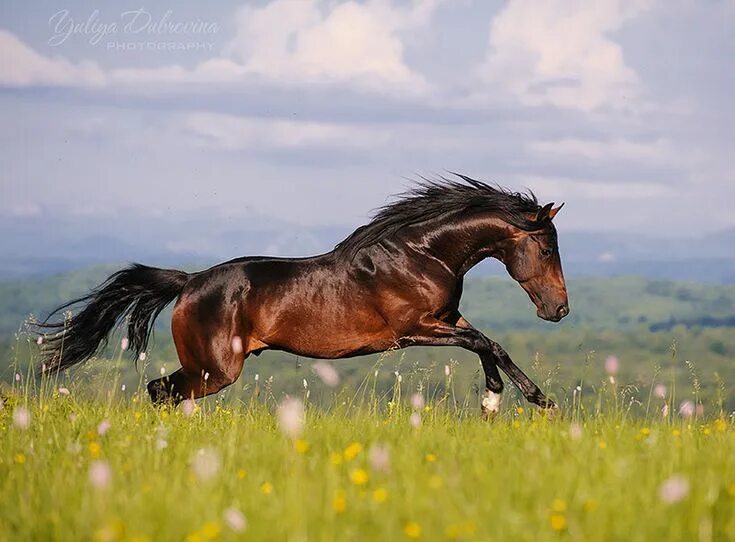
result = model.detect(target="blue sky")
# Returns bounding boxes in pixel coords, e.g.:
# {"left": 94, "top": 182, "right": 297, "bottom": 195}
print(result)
{"left": 1, "top": 0, "right": 734, "bottom": 237}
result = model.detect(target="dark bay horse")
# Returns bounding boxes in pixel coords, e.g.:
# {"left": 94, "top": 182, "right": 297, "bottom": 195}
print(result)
{"left": 38, "top": 175, "right": 569, "bottom": 416}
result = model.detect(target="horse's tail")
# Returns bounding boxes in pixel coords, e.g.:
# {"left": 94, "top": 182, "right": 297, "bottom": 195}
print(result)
{"left": 35, "top": 264, "right": 190, "bottom": 373}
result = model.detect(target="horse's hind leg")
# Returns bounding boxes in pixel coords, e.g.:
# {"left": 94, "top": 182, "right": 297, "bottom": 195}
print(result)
{"left": 147, "top": 287, "right": 249, "bottom": 405}
{"left": 147, "top": 351, "right": 246, "bottom": 405}
{"left": 147, "top": 369, "right": 203, "bottom": 405}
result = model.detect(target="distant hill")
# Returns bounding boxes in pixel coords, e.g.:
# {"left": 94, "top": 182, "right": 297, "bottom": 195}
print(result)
{"left": 1, "top": 266, "right": 734, "bottom": 340}
{"left": 1, "top": 212, "right": 734, "bottom": 282}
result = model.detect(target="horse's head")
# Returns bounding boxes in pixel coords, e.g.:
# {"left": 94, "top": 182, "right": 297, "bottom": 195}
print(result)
{"left": 501, "top": 203, "right": 569, "bottom": 322}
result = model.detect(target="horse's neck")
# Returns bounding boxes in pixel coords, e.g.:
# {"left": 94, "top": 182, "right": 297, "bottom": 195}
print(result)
{"left": 416, "top": 214, "right": 515, "bottom": 277}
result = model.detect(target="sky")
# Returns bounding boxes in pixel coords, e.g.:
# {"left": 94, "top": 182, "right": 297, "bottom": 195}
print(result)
{"left": 1, "top": 0, "right": 734, "bottom": 238}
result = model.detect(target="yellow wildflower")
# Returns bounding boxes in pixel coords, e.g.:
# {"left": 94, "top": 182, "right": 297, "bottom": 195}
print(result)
{"left": 550, "top": 514, "right": 567, "bottom": 532}
{"left": 333, "top": 490, "right": 347, "bottom": 513}
{"left": 425, "top": 453, "right": 437, "bottom": 463}
{"left": 350, "top": 468, "right": 369, "bottom": 486}
{"left": 598, "top": 441, "right": 607, "bottom": 449}
{"left": 14, "top": 453, "right": 26, "bottom": 465}
{"left": 640, "top": 427, "right": 651, "bottom": 436}
{"left": 403, "top": 521, "right": 421, "bottom": 538}
{"left": 344, "top": 442, "right": 363, "bottom": 461}
{"left": 372, "top": 487, "right": 388, "bottom": 503}
{"left": 294, "top": 439, "right": 310, "bottom": 454}
{"left": 512, "top": 420, "right": 521, "bottom": 429}
{"left": 200, "top": 522, "right": 220, "bottom": 540}
{"left": 88, "top": 441, "right": 101, "bottom": 458}
{"left": 672, "top": 429, "right": 681, "bottom": 437}
{"left": 237, "top": 469, "right": 247, "bottom": 480}
{"left": 516, "top": 406, "right": 524, "bottom": 415}
{"left": 260, "top": 482, "right": 273, "bottom": 495}
{"left": 714, "top": 419, "right": 728, "bottom": 432}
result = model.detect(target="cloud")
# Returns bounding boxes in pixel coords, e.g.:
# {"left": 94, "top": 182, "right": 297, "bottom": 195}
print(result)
{"left": 225, "top": 0, "right": 436, "bottom": 93}
{"left": 0, "top": 0, "right": 437, "bottom": 95}
{"left": 0, "top": 30, "right": 105, "bottom": 87}
{"left": 527, "top": 137, "right": 674, "bottom": 162}
{"left": 181, "top": 112, "right": 389, "bottom": 150}
{"left": 476, "top": 0, "right": 652, "bottom": 110}
{"left": 518, "top": 175, "right": 669, "bottom": 200}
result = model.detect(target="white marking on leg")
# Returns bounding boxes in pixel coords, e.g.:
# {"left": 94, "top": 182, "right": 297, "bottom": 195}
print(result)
{"left": 481, "top": 389, "right": 502, "bottom": 416}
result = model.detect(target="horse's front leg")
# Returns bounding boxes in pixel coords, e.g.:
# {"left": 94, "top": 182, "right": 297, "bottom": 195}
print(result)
{"left": 396, "top": 317, "right": 523, "bottom": 417}
{"left": 414, "top": 313, "right": 556, "bottom": 413}
{"left": 452, "top": 315, "right": 556, "bottom": 411}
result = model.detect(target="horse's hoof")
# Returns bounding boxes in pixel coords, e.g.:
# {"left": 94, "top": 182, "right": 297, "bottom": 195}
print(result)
{"left": 481, "top": 391, "right": 502, "bottom": 420}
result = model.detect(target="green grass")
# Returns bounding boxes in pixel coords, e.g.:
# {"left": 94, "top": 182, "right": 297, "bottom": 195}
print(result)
{"left": 2, "top": 372, "right": 735, "bottom": 542}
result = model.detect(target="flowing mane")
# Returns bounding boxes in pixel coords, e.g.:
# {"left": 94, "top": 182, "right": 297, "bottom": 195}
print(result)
{"left": 334, "top": 173, "right": 542, "bottom": 257}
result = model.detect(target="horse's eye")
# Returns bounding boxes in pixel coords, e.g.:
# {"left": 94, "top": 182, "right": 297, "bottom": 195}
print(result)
{"left": 541, "top": 248, "right": 553, "bottom": 257}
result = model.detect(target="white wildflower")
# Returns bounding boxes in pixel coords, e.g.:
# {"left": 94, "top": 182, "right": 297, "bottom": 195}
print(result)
{"left": 223, "top": 507, "right": 247, "bottom": 532}
{"left": 89, "top": 460, "right": 112, "bottom": 490}
{"left": 277, "top": 397, "right": 304, "bottom": 439}
{"left": 13, "top": 407, "right": 31, "bottom": 430}
{"left": 190, "top": 447, "right": 221, "bottom": 481}
{"left": 97, "top": 419, "right": 111, "bottom": 436}
{"left": 658, "top": 475, "right": 689, "bottom": 504}
{"left": 368, "top": 444, "right": 391, "bottom": 473}
{"left": 181, "top": 399, "right": 196, "bottom": 417}
{"left": 312, "top": 362, "right": 340, "bottom": 388}
{"left": 604, "top": 355, "right": 619, "bottom": 376}
{"left": 679, "top": 400, "right": 695, "bottom": 419}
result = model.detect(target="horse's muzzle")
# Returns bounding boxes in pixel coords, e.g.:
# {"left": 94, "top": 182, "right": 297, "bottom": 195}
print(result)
{"left": 539, "top": 303, "right": 569, "bottom": 322}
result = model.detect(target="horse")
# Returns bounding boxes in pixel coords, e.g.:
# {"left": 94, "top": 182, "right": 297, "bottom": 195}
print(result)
{"left": 37, "top": 175, "right": 569, "bottom": 417}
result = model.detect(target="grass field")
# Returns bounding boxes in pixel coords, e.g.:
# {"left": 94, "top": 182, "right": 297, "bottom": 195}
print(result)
{"left": 2, "top": 366, "right": 735, "bottom": 542}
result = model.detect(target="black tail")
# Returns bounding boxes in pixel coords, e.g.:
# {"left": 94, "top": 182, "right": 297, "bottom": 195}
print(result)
{"left": 35, "top": 264, "right": 190, "bottom": 372}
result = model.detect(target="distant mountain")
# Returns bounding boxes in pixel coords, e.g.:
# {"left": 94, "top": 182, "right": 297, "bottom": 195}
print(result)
{"left": 0, "top": 211, "right": 733, "bottom": 283}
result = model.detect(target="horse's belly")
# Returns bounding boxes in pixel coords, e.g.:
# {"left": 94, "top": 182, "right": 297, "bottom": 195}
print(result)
{"left": 252, "top": 304, "right": 396, "bottom": 359}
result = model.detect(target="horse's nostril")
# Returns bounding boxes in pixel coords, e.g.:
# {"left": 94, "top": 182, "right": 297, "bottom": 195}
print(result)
{"left": 556, "top": 304, "right": 569, "bottom": 319}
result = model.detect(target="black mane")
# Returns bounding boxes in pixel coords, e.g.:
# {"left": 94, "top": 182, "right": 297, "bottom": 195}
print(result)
{"left": 335, "top": 174, "right": 542, "bottom": 257}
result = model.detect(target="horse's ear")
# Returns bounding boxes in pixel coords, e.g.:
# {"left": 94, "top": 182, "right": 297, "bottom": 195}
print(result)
{"left": 536, "top": 202, "right": 554, "bottom": 221}
{"left": 548, "top": 202, "right": 565, "bottom": 220}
